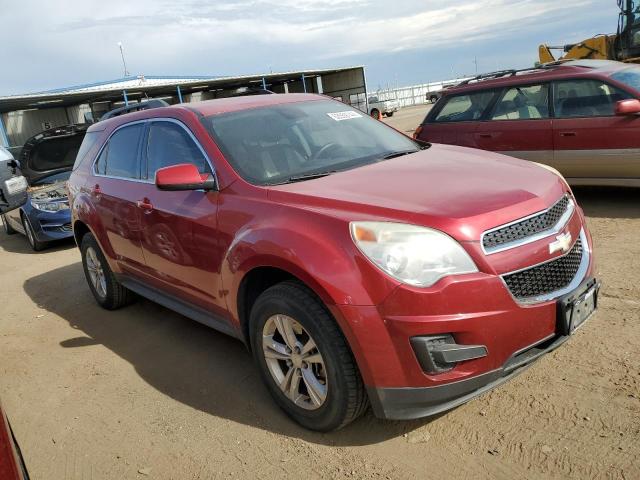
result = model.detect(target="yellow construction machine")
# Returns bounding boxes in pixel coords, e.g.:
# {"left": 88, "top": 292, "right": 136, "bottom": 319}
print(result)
{"left": 538, "top": 0, "right": 640, "bottom": 64}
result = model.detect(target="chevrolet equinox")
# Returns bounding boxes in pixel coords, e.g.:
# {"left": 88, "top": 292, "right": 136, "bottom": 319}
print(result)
{"left": 68, "top": 94, "right": 599, "bottom": 431}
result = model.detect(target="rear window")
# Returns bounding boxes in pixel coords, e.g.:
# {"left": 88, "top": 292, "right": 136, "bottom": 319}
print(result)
{"left": 73, "top": 131, "right": 101, "bottom": 171}
{"left": 433, "top": 90, "right": 497, "bottom": 122}
{"left": 29, "top": 134, "right": 86, "bottom": 172}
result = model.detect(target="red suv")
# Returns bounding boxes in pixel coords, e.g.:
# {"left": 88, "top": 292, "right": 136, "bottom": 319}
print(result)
{"left": 68, "top": 94, "right": 598, "bottom": 431}
{"left": 414, "top": 59, "right": 640, "bottom": 187}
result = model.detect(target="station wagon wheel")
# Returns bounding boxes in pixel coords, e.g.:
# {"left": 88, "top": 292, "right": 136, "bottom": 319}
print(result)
{"left": 80, "top": 233, "right": 136, "bottom": 310}
{"left": 250, "top": 281, "right": 368, "bottom": 431}
{"left": 262, "top": 314, "right": 328, "bottom": 410}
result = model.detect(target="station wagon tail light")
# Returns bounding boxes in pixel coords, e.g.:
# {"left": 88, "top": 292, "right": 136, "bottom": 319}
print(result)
{"left": 350, "top": 222, "right": 478, "bottom": 287}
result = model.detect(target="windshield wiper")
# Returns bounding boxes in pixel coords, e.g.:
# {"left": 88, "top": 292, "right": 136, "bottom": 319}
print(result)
{"left": 285, "top": 170, "right": 336, "bottom": 183}
{"left": 380, "top": 149, "right": 419, "bottom": 160}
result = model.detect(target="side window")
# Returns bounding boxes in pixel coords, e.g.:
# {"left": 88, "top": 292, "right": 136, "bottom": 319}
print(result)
{"left": 554, "top": 79, "right": 632, "bottom": 118}
{"left": 95, "top": 124, "right": 144, "bottom": 178}
{"left": 491, "top": 84, "right": 550, "bottom": 120}
{"left": 146, "top": 122, "right": 208, "bottom": 179}
{"left": 433, "top": 90, "right": 496, "bottom": 122}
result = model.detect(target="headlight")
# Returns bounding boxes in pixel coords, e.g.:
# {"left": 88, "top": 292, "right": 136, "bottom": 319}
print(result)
{"left": 30, "top": 200, "right": 69, "bottom": 212}
{"left": 350, "top": 221, "right": 478, "bottom": 287}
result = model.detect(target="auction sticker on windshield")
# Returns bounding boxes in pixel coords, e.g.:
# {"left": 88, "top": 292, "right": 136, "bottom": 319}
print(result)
{"left": 327, "top": 111, "right": 362, "bottom": 121}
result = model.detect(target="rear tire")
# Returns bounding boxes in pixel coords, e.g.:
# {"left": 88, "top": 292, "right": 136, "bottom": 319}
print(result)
{"left": 249, "top": 281, "right": 368, "bottom": 431}
{"left": 1, "top": 214, "right": 16, "bottom": 235}
{"left": 386, "top": 111, "right": 394, "bottom": 117}
{"left": 80, "top": 233, "right": 135, "bottom": 310}
{"left": 21, "top": 214, "right": 46, "bottom": 251}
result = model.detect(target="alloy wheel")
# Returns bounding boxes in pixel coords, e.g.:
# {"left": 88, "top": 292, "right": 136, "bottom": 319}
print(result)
{"left": 85, "top": 246, "right": 107, "bottom": 299}
{"left": 262, "top": 314, "right": 328, "bottom": 410}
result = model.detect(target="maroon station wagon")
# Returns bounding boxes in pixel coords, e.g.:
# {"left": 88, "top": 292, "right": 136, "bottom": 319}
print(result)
{"left": 68, "top": 94, "right": 598, "bottom": 431}
{"left": 414, "top": 59, "right": 640, "bottom": 187}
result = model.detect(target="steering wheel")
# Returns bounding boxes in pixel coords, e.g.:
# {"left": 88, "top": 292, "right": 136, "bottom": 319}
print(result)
{"left": 311, "top": 143, "right": 341, "bottom": 162}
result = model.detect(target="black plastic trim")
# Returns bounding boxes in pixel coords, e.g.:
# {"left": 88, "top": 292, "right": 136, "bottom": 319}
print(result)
{"left": 117, "top": 276, "right": 240, "bottom": 340}
{"left": 368, "top": 333, "right": 571, "bottom": 420}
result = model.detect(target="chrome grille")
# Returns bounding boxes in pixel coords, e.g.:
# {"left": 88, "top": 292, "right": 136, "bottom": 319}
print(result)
{"left": 483, "top": 196, "right": 571, "bottom": 251}
{"left": 502, "top": 237, "right": 583, "bottom": 301}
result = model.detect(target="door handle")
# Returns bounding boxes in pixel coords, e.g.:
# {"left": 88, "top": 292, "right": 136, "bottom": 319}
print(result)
{"left": 136, "top": 199, "right": 154, "bottom": 212}
{"left": 477, "top": 133, "right": 493, "bottom": 139}
{"left": 92, "top": 184, "right": 102, "bottom": 197}
{"left": 559, "top": 132, "right": 576, "bottom": 137}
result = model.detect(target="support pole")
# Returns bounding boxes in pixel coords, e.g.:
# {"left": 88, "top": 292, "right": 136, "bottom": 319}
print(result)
{"left": 262, "top": 77, "right": 267, "bottom": 90}
{"left": 301, "top": 74, "right": 307, "bottom": 93}
{"left": 123, "top": 90, "right": 129, "bottom": 107}
{"left": 284, "top": 82, "right": 289, "bottom": 94}
{"left": 316, "top": 76, "right": 323, "bottom": 94}
{"left": 0, "top": 115, "right": 9, "bottom": 147}
{"left": 177, "top": 85, "right": 183, "bottom": 103}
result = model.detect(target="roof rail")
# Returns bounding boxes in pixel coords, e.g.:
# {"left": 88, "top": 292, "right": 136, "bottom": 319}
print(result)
{"left": 100, "top": 99, "right": 170, "bottom": 121}
{"left": 456, "top": 64, "right": 563, "bottom": 86}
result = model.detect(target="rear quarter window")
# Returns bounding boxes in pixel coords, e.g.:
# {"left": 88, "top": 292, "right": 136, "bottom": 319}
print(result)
{"left": 433, "top": 90, "right": 497, "bottom": 122}
{"left": 73, "top": 131, "right": 101, "bottom": 171}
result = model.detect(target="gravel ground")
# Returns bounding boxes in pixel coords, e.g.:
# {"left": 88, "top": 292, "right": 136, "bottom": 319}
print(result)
{"left": 0, "top": 105, "right": 638, "bottom": 479}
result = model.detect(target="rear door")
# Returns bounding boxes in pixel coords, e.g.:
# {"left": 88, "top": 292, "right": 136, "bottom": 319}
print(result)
{"left": 551, "top": 78, "right": 638, "bottom": 178}
{"left": 474, "top": 83, "right": 554, "bottom": 163}
{"left": 92, "top": 122, "right": 147, "bottom": 275}
{"left": 137, "top": 119, "right": 226, "bottom": 315}
{"left": 421, "top": 90, "right": 498, "bottom": 147}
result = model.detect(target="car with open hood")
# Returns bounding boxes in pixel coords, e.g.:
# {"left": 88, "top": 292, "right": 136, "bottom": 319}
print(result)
{"left": 68, "top": 93, "right": 598, "bottom": 431}
{"left": 1, "top": 125, "right": 88, "bottom": 250}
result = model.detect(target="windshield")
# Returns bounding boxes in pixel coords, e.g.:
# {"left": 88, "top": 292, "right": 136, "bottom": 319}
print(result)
{"left": 610, "top": 66, "right": 640, "bottom": 92}
{"left": 201, "top": 100, "right": 419, "bottom": 185}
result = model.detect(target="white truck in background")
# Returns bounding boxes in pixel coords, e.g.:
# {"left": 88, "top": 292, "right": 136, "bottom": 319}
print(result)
{"left": 367, "top": 96, "right": 399, "bottom": 118}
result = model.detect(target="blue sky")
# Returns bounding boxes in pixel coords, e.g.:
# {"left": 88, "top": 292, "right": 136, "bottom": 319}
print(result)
{"left": 0, "top": 0, "right": 619, "bottom": 95}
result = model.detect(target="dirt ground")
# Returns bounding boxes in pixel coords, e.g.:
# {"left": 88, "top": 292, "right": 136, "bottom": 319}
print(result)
{"left": 1, "top": 105, "right": 639, "bottom": 479}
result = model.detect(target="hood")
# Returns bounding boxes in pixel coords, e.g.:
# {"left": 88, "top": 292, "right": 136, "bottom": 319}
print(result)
{"left": 18, "top": 124, "right": 88, "bottom": 185}
{"left": 268, "top": 144, "right": 567, "bottom": 242}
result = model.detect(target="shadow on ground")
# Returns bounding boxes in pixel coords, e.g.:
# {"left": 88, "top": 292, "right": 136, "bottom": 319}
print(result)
{"left": 23, "top": 262, "right": 435, "bottom": 446}
{"left": 0, "top": 231, "right": 75, "bottom": 255}
{"left": 572, "top": 186, "right": 640, "bottom": 219}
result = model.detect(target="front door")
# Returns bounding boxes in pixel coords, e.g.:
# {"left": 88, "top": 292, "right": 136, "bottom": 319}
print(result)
{"left": 137, "top": 119, "right": 226, "bottom": 315}
{"left": 551, "top": 78, "right": 639, "bottom": 178}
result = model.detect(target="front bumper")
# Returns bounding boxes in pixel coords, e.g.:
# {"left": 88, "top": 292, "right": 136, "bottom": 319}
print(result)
{"left": 332, "top": 224, "right": 596, "bottom": 420}
{"left": 367, "top": 332, "right": 567, "bottom": 420}
{"left": 27, "top": 207, "right": 73, "bottom": 242}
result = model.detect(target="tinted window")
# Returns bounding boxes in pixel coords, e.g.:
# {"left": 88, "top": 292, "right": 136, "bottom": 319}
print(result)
{"left": 554, "top": 79, "right": 632, "bottom": 118}
{"left": 491, "top": 84, "right": 550, "bottom": 120}
{"left": 95, "top": 124, "right": 143, "bottom": 178}
{"left": 146, "top": 122, "right": 208, "bottom": 179}
{"left": 434, "top": 90, "right": 496, "bottom": 122}
{"left": 73, "top": 131, "right": 101, "bottom": 170}
{"left": 202, "top": 100, "right": 419, "bottom": 185}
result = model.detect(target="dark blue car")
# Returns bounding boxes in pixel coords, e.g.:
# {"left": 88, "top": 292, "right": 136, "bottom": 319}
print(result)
{"left": 1, "top": 125, "right": 87, "bottom": 251}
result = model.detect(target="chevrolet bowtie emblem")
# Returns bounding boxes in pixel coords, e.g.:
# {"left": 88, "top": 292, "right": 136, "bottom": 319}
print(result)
{"left": 549, "top": 232, "right": 572, "bottom": 255}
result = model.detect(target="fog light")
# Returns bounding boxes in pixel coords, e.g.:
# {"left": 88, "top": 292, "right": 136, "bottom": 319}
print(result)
{"left": 411, "top": 335, "right": 488, "bottom": 374}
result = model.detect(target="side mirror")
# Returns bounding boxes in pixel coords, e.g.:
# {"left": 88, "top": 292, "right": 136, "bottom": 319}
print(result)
{"left": 615, "top": 99, "right": 640, "bottom": 116}
{"left": 0, "top": 160, "right": 28, "bottom": 214}
{"left": 155, "top": 163, "right": 216, "bottom": 191}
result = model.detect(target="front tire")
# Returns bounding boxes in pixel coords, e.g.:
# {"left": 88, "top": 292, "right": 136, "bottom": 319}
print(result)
{"left": 80, "top": 233, "right": 135, "bottom": 310}
{"left": 250, "top": 281, "right": 367, "bottom": 431}
{"left": 386, "top": 111, "right": 394, "bottom": 117}
{"left": 21, "top": 214, "right": 46, "bottom": 251}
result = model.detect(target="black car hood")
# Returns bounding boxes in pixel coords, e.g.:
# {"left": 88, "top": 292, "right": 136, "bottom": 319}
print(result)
{"left": 18, "top": 124, "right": 88, "bottom": 185}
